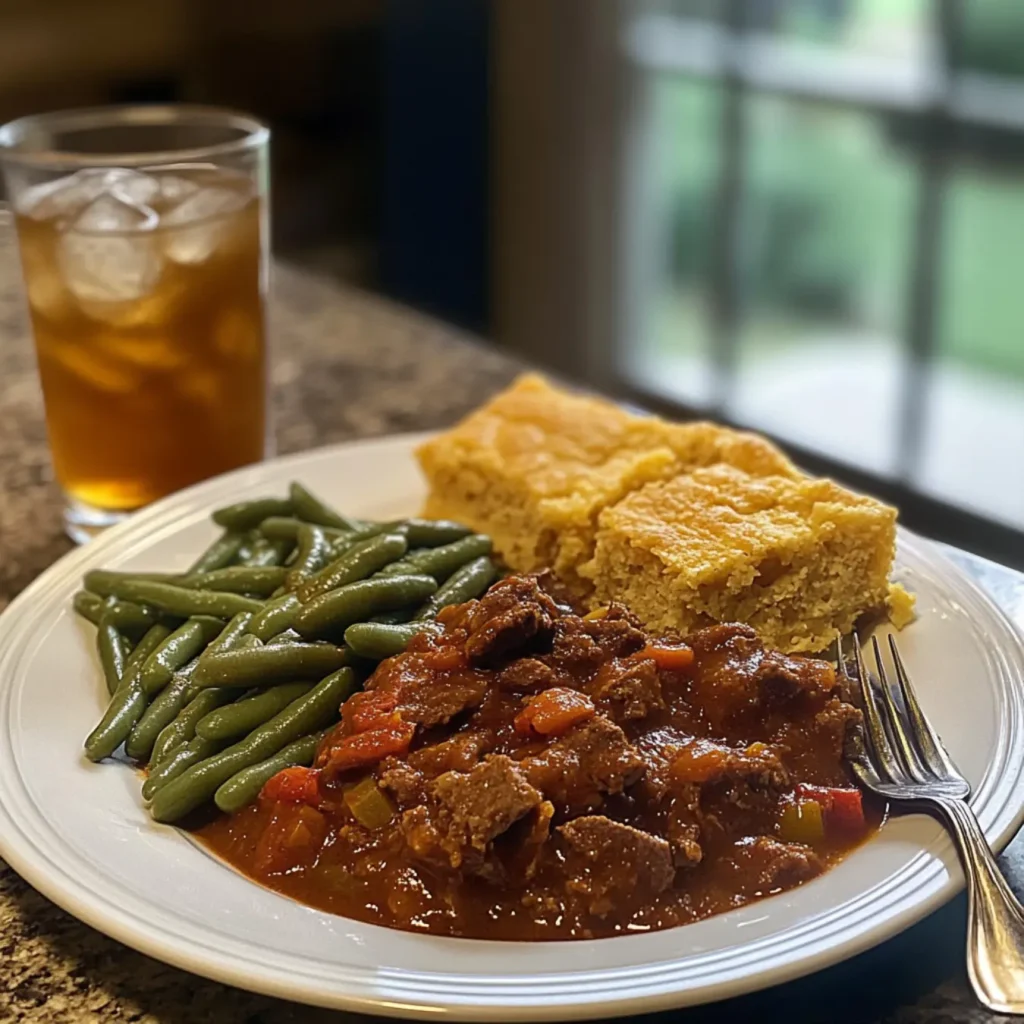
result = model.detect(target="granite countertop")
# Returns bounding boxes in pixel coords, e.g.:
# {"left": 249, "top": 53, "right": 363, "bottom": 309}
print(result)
{"left": 2, "top": 231, "right": 1024, "bottom": 1023}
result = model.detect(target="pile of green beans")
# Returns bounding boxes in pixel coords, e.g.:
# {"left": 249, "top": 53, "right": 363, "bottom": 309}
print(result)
{"left": 72, "top": 481, "right": 498, "bottom": 823}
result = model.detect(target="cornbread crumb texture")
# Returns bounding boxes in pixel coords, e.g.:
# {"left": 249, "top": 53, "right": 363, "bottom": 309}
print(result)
{"left": 584, "top": 465, "right": 898, "bottom": 653}
{"left": 416, "top": 373, "right": 797, "bottom": 583}
{"left": 887, "top": 583, "right": 917, "bottom": 629}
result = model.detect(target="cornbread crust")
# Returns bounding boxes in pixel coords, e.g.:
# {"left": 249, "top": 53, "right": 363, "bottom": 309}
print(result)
{"left": 417, "top": 374, "right": 797, "bottom": 590}
{"left": 582, "top": 464, "right": 901, "bottom": 653}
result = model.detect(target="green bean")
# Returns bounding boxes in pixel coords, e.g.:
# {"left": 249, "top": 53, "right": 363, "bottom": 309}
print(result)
{"left": 259, "top": 516, "right": 343, "bottom": 543}
{"left": 178, "top": 566, "right": 289, "bottom": 597}
{"left": 297, "top": 532, "right": 408, "bottom": 604}
{"left": 285, "top": 524, "right": 333, "bottom": 588}
{"left": 84, "top": 624, "right": 171, "bottom": 762}
{"left": 96, "top": 622, "right": 130, "bottom": 695}
{"left": 144, "top": 615, "right": 255, "bottom": 763}
{"left": 100, "top": 600, "right": 161, "bottom": 635}
{"left": 289, "top": 481, "right": 365, "bottom": 531}
{"left": 379, "top": 533, "right": 492, "bottom": 582}
{"left": 193, "top": 641, "right": 351, "bottom": 688}
{"left": 150, "top": 667, "right": 357, "bottom": 822}
{"left": 415, "top": 556, "right": 498, "bottom": 619}
{"left": 72, "top": 591, "right": 108, "bottom": 626}
{"left": 196, "top": 682, "right": 313, "bottom": 742}
{"left": 247, "top": 592, "right": 301, "bottom": 642}
{"left": 327, "top": 521, "right": 388, "bottom": 557}
{"left": 344, "top": 620, "right": 444, "bottom": 660}
{"left": 241, "top": 536, "right": 294, "bottom": 568}
{"left": 126, "top": 671, "right": 194, "bottom": 761}
{"left": 83, "top": 569, "right": 182, "bottom": 597}
{"left": 212, "top": 497, "right": 294, "bottom": 532}
{"left": 390, "top": 518, "right": 472, "bottom": 548}
{"left": 88, "top": 578, "right": 262, "bottom": 619}
{"left": 139, "top": 616, "right": 223, "bottom": 696}
{"left": 142, "top": 736, "right": 224, "bottom": 801}
{"left": 187, "top": 531, "right": 246, "bottom": 573}
{"left": 266, "top": 630, "right": 302, "bottom": 645}
{"left": 294, "top": 574, "right": 437, "bottom": 642}
{"left": 214, "top": 731, "right": 326, "bottom": 814}
{"left": 206, "top": 611, "right": 256, "bottom": 655}
{"left": 257, "top": 516, "right": 304, "bottom": 541}
{"left": 150, "top": 685, "right": 239, "bottom": 767}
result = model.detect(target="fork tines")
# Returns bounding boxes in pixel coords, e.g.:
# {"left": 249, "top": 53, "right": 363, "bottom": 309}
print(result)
{"left": 837, "top": 633, "right": 967, "bottom": 797}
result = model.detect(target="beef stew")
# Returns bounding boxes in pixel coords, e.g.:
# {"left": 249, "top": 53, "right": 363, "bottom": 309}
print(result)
{"left": 197, "top": 575, "right": 879, "bottom": 940}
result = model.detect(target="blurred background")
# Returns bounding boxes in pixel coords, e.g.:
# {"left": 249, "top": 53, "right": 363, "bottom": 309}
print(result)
{"left": 0, "top": 0, "right": 1021, "bottom": 567}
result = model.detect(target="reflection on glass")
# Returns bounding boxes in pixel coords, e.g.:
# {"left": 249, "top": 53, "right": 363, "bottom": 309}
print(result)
{"left": 623, "top": 77, "right": 721, "bottom": 406}
{"left": 916, "top": 165, "right": 1024, "bottom": 529}
{"left": 728, "top": 97, "right": 915, "bottom": 474}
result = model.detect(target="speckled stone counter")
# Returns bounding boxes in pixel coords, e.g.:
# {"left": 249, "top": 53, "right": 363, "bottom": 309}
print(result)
{"left": 2, "top": 232, "right": 1024, "bottom": 1024}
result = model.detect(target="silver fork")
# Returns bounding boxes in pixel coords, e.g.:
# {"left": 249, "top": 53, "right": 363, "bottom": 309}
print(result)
{"left": 838, "top": 633, "right": 1024, "bottom": 1014}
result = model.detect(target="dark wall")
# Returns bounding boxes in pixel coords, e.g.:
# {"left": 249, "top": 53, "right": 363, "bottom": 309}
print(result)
{"left": 380, "top": 0, "right": 490, "bottom": 333}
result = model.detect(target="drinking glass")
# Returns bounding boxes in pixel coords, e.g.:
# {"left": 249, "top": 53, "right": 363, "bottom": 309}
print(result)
{"left": 0, "top": 106, "right": 271, "bottom": 542}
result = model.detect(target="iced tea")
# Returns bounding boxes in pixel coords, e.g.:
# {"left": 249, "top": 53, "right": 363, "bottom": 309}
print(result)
{"left": 14, "top": 164, "right": 267, "bottom": 513}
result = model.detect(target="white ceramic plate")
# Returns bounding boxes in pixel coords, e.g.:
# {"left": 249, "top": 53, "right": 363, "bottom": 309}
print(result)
{"left": 1, "top": 433, "right": 1023, "bottom": 1021}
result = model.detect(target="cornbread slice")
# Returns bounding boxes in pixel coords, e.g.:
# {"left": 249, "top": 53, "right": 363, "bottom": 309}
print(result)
{"left": 416, "top": 374, "right": 797, "bottom": 592}
{"left": 581, "top": 464, "right": 902, "bottom": 653}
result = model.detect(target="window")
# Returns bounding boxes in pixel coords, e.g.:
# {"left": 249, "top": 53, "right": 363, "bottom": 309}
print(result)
{"left": 612, "top": 0, "right": 1024, "bottom": 556}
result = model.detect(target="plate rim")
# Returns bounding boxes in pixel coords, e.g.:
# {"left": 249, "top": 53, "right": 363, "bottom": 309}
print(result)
{"left": 1, "top": 432, "right": 1023, "bottom": 1021}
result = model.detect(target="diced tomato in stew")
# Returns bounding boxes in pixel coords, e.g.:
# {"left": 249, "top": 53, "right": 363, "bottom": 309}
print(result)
{"left": 514, "top": 687, "right": 595, "bottom": 737}
{"left": 323, "top": 718, "right": 416, "bottom": 775}
{"left": 343, "top": 689, "right": 400, "bottom": 734}
{"left": 261, "top": 766, "right": 322, "bottom": 807}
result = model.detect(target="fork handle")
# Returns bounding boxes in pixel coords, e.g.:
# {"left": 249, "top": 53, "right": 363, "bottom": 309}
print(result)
{"left": 933, "top": 796, "right": 1024, "bottom": 1014}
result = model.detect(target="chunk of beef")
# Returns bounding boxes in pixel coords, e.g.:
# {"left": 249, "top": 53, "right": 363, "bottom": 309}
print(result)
{"left": 360, "top": 652, "right": 489, "bottom": 730}
{"left": 396, "top": 670, "right": 489, "bottom": 728}
{"left": 685, "top": 624, "right": 765, "bottom": 727}
{"left": 463, "top": 576, "right": 559, "bottom": 667}
{"left": 666, "top": 783, "right": 704, "bottom": 867}
{"left": 402, "top": 755, "right": 543, "bottom": 872}
{"left": 558, "top": 815, "right": 674, "bottom": 916}
{"left": 813, "top": 697, "right": 863, "bottom": 761}
{"left": 771, "top": 696, "right": 863, "bottom": 768}
{"left": 583, "top": 606, "right": 648, "bottom": 658}
{"left": 588, "top": 656, "right": 665, "bottom": 722}
{"left": 687, "top": 622, "right": 759, "bottom": 654}
{"left": 408, "top": 730, "right": 493, "bottom": 777}
{"left": 377, "top": 758, "right": 426, "bottom": 806}
{"left": 550, "top": 618, "right": 605, "bottom": 669}
{"left": 549, "top": 606, "right": 647, "bottom": 672}
{"left": 522, "top": 716, "right": 644, "bottom": 815}
{"left": 434, "top": 755, "right": 543, "bottom": 852}
{"left": 498, "top": 657, "right": 557, "bottom": 693}
{"left": 501, "top": 798, "right": 555, "bottom": 883}
{"left": 756, "top": 650, "right": 837, "bottom": 707}
{"left": 730, "top": 836, "right": 823, "bottom": 895}
{"left": 688, "top": 623, "right": 840, "bottom": 729}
